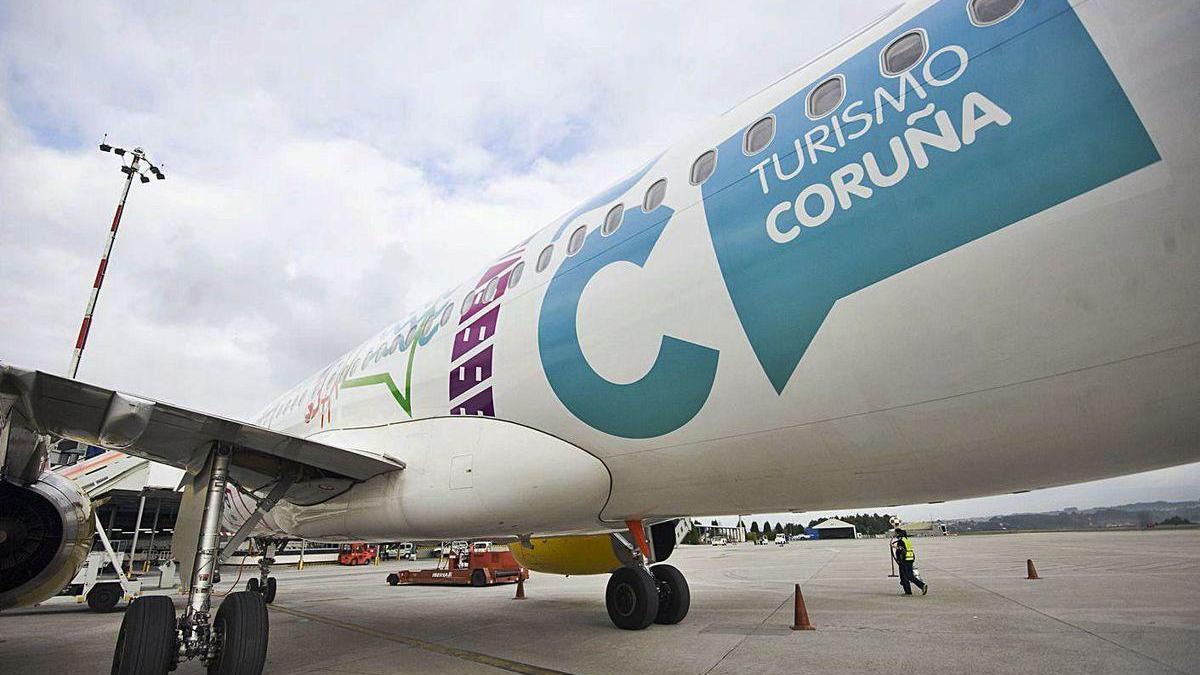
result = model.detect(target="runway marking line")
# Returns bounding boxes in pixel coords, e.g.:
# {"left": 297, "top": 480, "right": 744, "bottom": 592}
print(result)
{"left": 270, "top": 603, "right": 571, "bottom": 675}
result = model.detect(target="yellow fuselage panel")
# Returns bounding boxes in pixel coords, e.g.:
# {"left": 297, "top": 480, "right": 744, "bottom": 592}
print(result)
{"left": 508, "top": 534, "right": 623, "bottom": 576}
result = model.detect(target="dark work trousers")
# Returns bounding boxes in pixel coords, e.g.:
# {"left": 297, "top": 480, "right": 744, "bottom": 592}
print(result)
{"left": 898, "top": 559, "right": 925, "bottom": 594}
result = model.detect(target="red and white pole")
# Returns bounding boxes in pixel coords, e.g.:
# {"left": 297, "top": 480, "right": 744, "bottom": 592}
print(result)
{"left": 68, "top": 153, "right": 140, "bottom": 379}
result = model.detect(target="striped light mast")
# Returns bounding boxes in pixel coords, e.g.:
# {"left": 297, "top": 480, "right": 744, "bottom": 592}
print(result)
{"left": 67, "top": 138, "right": 166, "bottom": 379}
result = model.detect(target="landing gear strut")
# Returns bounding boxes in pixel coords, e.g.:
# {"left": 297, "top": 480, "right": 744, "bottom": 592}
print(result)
{"left": 604, "top": 520, "right": 691, "bottom": 630}
{"left": 110, "top": 442, "right": 270, "bottom": 675}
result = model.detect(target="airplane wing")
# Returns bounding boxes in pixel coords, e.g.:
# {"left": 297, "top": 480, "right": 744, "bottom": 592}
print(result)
{"left": 1, "top": 363, "right": 404, "bottom": 503}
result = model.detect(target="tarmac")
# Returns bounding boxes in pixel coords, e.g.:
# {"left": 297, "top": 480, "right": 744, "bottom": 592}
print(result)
{"left": 2, "top": 530, "right": 1197, "bottom": 674}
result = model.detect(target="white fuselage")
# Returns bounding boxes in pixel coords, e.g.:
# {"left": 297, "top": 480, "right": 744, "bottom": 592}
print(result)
{"left": 232, "top": 0, "right": 1200, "bottom": 542}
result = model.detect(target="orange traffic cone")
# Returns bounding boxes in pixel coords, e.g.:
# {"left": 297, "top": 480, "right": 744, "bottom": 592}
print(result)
{"left": 513, "top": 577, "right": 527, "bottom": 600}
{"left": 791, "top": 583, "right": 815, "bottom": 630}
{"left": 1026, "top": 559, "right": 1040, "bottom": 580}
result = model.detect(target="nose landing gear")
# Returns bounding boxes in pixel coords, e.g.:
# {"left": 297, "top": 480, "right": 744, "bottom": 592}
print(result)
{"left": 606, "top": 566, "right": 659, "bottom": 630}
{"left": 650, "top": 563, "right": 690, "bottom": 625}
{"left": 603, "top": 520, "right": 691, "bottom": 630}
{"left": 246, "top": 538, "right": 281, "bottom": 604}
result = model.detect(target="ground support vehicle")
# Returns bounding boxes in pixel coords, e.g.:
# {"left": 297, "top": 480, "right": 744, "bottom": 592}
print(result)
{"left": 57, "top": 516, "right": 142, "bottom": 612}
{"left": 338, "top": 543, "right": 378, "bottom": 566}
{"left": 386, "top": 547, "right": 528, "bottom": 587}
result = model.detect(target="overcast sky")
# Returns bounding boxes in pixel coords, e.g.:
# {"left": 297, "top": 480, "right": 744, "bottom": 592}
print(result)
{"left": 2, "top": 1, "right": 1195, "bottom": 521}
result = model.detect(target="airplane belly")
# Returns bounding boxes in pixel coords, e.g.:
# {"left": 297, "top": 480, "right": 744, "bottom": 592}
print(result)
{"left": 269, "top": 417, "right": 612, "bottom": 541}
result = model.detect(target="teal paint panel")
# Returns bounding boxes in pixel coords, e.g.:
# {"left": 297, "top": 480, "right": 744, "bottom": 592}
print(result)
{"left": 702, "top": 0, "right": 1159, "bottom": 394}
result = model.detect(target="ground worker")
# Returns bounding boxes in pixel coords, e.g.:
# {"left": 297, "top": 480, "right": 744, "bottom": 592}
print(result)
{"left": 893, "top": 529, "right": 928, "bottom": 596}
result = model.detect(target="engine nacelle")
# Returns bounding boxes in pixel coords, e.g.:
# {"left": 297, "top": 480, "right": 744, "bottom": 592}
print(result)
{"left": 0, "top": 471, "right": 93, "bottom": 610}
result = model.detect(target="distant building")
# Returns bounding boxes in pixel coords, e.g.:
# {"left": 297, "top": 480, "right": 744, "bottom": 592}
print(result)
{"left": 694, "top": 523, "right": 746, "bottom": 543}
{"left": 812, "top": 518, "right": 858, "bottom": 539}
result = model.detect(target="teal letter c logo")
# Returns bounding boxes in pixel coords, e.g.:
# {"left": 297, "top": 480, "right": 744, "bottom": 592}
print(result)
{"left": 537, "top": 206, "right": 719, "bottom": 439}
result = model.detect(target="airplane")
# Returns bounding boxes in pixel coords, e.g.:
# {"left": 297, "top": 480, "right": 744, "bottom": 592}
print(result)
{"left": 2, "top": 0, "right": 1198, "bottom": 672}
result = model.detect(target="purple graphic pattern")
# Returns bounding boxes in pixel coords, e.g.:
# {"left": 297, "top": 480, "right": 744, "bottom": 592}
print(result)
{"left": 448, "top": 252, "right": 523, "bottom": 417}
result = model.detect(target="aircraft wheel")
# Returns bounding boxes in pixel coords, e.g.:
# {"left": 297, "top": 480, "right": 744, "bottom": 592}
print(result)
{"left": 605, "top": 567, "right": 659, "bottom": 630}
{"left": 111, "top": 595, "right": 175, "bottom": 675}
{"left": 650, "top": 564, "right": 690, "bottom": 625}
{"left": 208, "top": 591, "right": 268, "bottom": 675}
{"left": 263, "top": 577, "right": 277, "bottom": 604}
{"left": 386, "top": 573, "right": 400, "bottom": 586}
{"left": 246, "top": 577, "right": 260, "bottom": 593}
{"left": 86, "top": 583, "right": 121, "bottom": 612}
{"left": 471, "top": 569, "right": 487, "bottom": 587}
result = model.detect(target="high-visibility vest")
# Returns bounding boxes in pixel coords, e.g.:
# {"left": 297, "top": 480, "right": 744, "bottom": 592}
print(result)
{"left": 900, "top": 537, "right": 915, "bottom": 561}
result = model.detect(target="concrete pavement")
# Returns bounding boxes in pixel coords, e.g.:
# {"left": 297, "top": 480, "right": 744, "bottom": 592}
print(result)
{"left": 2, "top": 530, "right": 1197, "bottom": 674}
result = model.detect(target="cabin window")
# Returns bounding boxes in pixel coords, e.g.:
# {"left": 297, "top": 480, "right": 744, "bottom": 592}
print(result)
{"left": 643, "top": 178, "right": 667, "bottom": 212}
{"left": 690, "top": 150, "right": 717, "bottom": 186}
{"left": 969, "top": 0, "right": 1022, "bottom": 26}
{"left": 602, "top": 203, "right": 624, "bottom": 236}
{"left": 881, "top": 30, "right": 926, "bottom": 76}
{"left": 806, "top": 76, "right": 845, "bottom": 119}
{"left": 460, "top": 292, "right": 474, "bottom": 315}
{"left": 509, "top": 261, "right": 525, "bottom": 289}
{"left": 440, "top": 304, "right": 453, "bottom": 326}
{"left": 567, "top": 225, "right": 587, "bottom": 256}
{"left": 483, "top": 277, "right": 500, "bottom": 303}
{"left": 536, "top": 244, "right": 554, "bottom": 272}
{"left": 743, "top": 116, "right": 775, "bottom": 155}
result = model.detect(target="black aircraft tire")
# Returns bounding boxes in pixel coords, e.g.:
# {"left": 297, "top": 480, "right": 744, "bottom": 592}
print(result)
{"left": 87, "top": 583, "right": 121, "bottom": 612}
{"left": 246, "top": 577, "right": 259, "bottom": 593}
{"left": 471, "top": 569, "right": 487, "bottom": 587}
{"left": 605, "top": 567, "right": 659, "bottom": 630}
{"left": 263, "top": 577, "right": 277, "bottom": 604}
{"left": 110, "top": 595, "right": 175, "bottom": 675}
{"left": 208, "top": 591, "right": 269, "bottom": 675}
{"left": 650, "top": 564, "right": 690, "bottom": 625}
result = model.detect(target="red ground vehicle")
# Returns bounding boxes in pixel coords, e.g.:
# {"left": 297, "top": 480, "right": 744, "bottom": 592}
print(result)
{"left": 386, "top": 543, "right": 527, "bottom": 587}
{"left": 338, "top": 542, "right": 378, "bottom": 566}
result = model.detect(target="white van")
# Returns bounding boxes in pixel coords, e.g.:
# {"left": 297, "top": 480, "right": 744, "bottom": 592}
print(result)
{"left": 395, "top": 542, "right": 415, "bottom": 560}
{"left": 774, "top": 534, "right": 787, "bottom": 545}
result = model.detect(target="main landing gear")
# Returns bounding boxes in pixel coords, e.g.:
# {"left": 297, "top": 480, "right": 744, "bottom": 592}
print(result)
{"left": 110, "top": 443, "right": 271, "bottom": 675}
{"left": 604, "top": 520, "right": 690, "bottom": 630}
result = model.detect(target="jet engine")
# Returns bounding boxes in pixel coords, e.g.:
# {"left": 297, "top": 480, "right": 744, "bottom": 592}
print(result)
{"left": 0, "top": 470, "right": 93, "bottom": 610}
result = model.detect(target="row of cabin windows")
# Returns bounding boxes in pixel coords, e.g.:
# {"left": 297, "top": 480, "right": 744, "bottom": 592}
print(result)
{"left": 460, "top": 0, "right": 1022, "bottom": 316}
{"left": 529, "top": 177, "right": 667, "bottom": 275}
{"left": 738, "top": 0, "right": 1021, "bottom": 153}
{"left": 458, "top": 260, "right": 529, "bottom": 317}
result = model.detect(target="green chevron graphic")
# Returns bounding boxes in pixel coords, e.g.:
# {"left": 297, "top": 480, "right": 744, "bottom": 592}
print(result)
{"left": 341, "top": 318, "right": 423, "bottom": 416}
